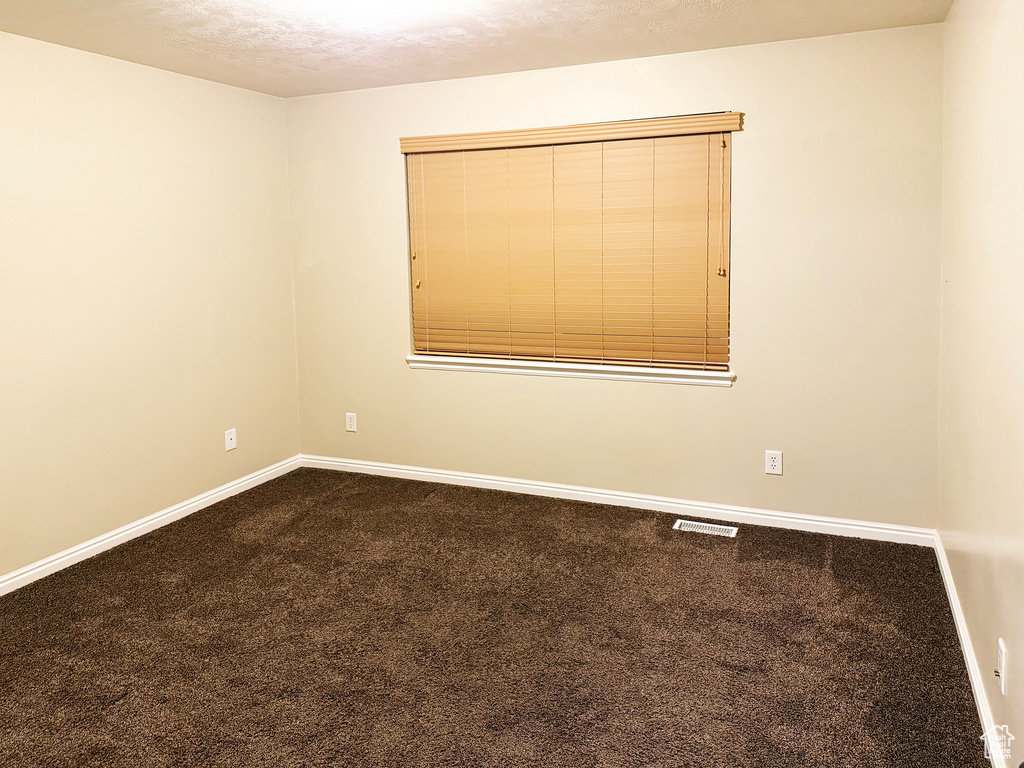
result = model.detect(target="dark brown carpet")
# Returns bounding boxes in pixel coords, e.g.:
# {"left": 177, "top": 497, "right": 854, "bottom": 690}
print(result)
{"left": 0, "top": 468, "right": 985, "bottom": 767}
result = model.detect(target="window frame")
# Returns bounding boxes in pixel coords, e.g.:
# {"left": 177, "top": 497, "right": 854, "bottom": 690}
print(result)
{"left": 401, "top": 113, "right": 741, "bottom": 387}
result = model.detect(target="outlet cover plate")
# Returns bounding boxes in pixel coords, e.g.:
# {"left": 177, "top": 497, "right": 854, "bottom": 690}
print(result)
{"left": 225, "top": 428, "right": 237, "bottom": 451}
{"left": 345, "top": 413, "right": 357, "bottom": 432}
{"left": 765, "top": 450, "right": 783, "bottom": 475}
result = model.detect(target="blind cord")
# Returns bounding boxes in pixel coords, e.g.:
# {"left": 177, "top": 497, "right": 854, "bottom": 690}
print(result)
{"left": 600, "top": 141, "right": 606, "bottom": 364}
{"left": 506, "top": 148, "right": 512, "bottom": 358}
{"left": 418, "top": 155, "right": 428, "bottom": 350}
{"left": 704, "top": 133, "right": 711, "bottom": 366}
{"left": 650, "top": 139, "right": 656, "bottom": 366}
{"left": 718, "top": 133, "right": 728, "bottom": 278}
{"left": 551, "top": 145, "right": 556, "bottom": 360}
{"left": 462, "top": 151, "right": 469, "bottom": 354}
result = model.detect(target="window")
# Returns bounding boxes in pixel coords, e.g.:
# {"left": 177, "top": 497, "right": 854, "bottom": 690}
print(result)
{"left": 401, "top": 112, "right": 741, "bottom": 386}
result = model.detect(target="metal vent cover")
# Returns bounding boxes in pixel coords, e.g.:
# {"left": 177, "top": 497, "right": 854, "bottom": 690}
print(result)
{"left": 672, "top": 518, "right": 738, "bottom": 537}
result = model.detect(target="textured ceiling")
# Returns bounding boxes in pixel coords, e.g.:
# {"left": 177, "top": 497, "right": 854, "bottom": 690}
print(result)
{"left": 0, "top": 0, "right": 953, "bottom": 97}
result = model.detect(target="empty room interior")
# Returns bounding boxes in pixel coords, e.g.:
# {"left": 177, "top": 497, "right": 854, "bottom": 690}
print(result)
{"left": 1, "top": 0, "right": 1022, "bottom": 765}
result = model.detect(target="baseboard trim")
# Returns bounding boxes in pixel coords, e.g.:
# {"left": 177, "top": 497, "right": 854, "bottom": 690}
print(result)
{"left": 1, "top": 451, "right": 991, "bottom": 757}
{"left": 299, "top": 454, "right": 936, "bottom": 546}
{"left": 305, "top": 454, "right": 994, "bottom": 757}
{"left": 0, "top": 455, "right": 303, "bottom": 597}
{"left": 934, "top": 533, "right": 1002, "bottom": 768}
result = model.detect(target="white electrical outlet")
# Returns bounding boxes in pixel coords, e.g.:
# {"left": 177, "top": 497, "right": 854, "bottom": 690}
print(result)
{"left": 997, "top": 637, "right": 1008, "bottom": 696}
{"left": 765, "top": 450, "right": 783, "bottom": 475}
{"left": 225, "top": 428, "right": 237, "bottom": 451}
{"left": 345, "top": 413, "right": 357, "bottom": 432}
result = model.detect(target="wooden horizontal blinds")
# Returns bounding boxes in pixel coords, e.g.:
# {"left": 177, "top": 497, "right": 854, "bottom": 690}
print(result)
{"left": 405, "top": 114, "right": 736, "bottom": 371}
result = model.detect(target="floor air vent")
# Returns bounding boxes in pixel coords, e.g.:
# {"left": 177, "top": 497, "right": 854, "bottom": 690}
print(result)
{"left": 672, "top": 519, "right": 738, "bottom": 537}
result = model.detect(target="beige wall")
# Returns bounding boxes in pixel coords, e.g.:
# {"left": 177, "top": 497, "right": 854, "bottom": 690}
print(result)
{"left": 5, "top": 11, "right": 1019, "bottom": 745}
{"left": 4, "top": 11, "right": 1015, "bottom": 744}
{"left": 0, "top": 32, "right": 300, "bottom": 574}
{"left": 287, "top": 25, "right": 944, "bottom": 528}
{"left": 941, "top": 0, "right": 1024, "bottom": 746}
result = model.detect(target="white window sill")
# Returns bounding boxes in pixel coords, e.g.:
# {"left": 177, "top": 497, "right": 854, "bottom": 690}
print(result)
{"left": 405, "top": 355, "right": 735, "bottom": 387}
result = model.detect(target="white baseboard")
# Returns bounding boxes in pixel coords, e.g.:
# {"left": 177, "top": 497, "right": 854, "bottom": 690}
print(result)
{"left": 934, "top": 533, "right": 1002, "bottom": 768}
{"left": 0, "top": 455, "right": 302, "bottom": 597}
{"left": 305, "top": 454, "right": 997, "bottom": 755}
{"left": 0, "top": 453, "right": 936, "bottom": 597}
{"left": 300, "top": 454, "right": 936, "bottom": 546}
{"left": 0, "top": 450, "right": 992, "bottom": 761}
